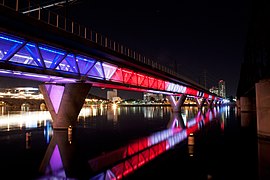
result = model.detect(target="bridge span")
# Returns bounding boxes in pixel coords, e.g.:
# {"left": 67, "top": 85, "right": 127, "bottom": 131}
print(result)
{"left": 0, "top": 1, "right": 225, "bottom": 129}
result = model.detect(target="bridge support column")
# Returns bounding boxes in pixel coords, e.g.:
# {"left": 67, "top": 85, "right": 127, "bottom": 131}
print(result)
{"left": 206, "top": 99, "right": 213, "bottom": 109}
{"left": 39, "top": 83, "right": 92, "bottom": 129}
{"left": 240, "top": 96, "right": 256, "bottom": 112}
{"left": 241, "top": 112, "right": 255, "bottom": 128}
{"left": 256, "top": 79, "right": 270, "bottom": 139}
{"left": 212, "top": 100, "right": 217, "bottom": 107}
{"left": 195, "top": 98, "right": 205, "bottom": 109}
{"left": 236, "top": 99, "right": 240, "bottom": 109}
{"left": 215, "top": 100, "right": 220, "bottom": 107}
{"left": 167, "top": 94, "right": 186, "bottom": 113}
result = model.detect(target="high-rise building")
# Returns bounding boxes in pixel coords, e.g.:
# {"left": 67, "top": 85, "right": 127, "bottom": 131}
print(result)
{"left": 218, "top": 80, "right": 226, "bottom": 98}
{"left": 209, "top": 86, "right": 219, "bottom": 95}
{"left": 107, "top": 89, "right": 117, "bottom": 101}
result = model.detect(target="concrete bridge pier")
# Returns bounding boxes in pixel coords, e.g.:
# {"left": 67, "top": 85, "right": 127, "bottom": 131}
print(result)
{"left": 212, "top": 100, "right": 217, "bottom": 107}
{"left": 218, "top": 100, "right": 223, "bottom": 106}
{"left": 256, "top": 79, "right": 270, "bottom": 139}
{"left": 167, "top": 94, "right": 186, "bottom": 113}
{"left": 239, "top": 96, "right": 256, "bottom": 112}
{"left": 214, "top": 100, "right": 219, "bottom": 107}
{"left": 236, "top": 99, "right": 241, "bottom": 109}
{"left": 206, "top": 99, "right": 214, "bottom": 109}
{"left": 195, "top": 98, "right": 205, "bottom": 109}
{"left": 39, "top": 82, "right": 92, "bottom": 129}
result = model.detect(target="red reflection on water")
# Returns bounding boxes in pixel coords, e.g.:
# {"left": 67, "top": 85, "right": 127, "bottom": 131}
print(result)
{"left": 89, "top": 108, "right": 219, "bottom": 180}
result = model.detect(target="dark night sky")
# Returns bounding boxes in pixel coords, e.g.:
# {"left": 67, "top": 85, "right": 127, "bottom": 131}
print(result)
{"left": 66, "top": 0, "right": 252, "bottom": 98}
{"left": 0, "top": 0, "right": 253, "bottom": 99}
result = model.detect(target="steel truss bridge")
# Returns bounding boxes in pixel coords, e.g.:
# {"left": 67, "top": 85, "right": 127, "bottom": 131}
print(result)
{"left": 0, "top": 1, "right": 226, "bottom": 129}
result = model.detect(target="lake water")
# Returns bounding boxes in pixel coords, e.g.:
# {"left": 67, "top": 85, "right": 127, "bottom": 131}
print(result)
{"left": 0, "top": 105, "right": 268, "bottom": 180}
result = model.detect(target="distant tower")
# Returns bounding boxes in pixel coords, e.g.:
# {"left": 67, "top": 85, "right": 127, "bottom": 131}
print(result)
{"left": 209, "top": 86, "right": 219, "bottom": 95}
{"left": 107, "top": 89, "right": 117, "bottom": 101}
{"left": 218, "top": 80, "right": 226, "bottom": 98}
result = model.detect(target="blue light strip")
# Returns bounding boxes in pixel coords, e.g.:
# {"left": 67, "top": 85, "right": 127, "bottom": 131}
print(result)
{"left": 39, "top": 46, "right": 66, "bottom": 56}
{"left": 26, "top": 43, "right": 36, "bottom": 48}
{"left": 0, "top": 35, "right": 23, "bottom": 44}
{"left": 0, "top": 32, "right": 223, "bottom": 101}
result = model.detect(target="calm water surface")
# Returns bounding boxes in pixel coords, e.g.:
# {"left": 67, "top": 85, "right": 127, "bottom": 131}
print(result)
{"left": 0, "top": 105, "right": 268, "bottom": 180}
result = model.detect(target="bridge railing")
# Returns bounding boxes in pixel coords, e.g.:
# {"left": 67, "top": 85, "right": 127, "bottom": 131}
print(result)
{"left": 0, "top": 0, "right": 203, "bottom": 89}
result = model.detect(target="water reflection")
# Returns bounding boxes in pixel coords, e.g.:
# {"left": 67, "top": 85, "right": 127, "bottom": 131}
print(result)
{"left": 0, "top": 111, "right": 51, "bottom": 131}
{"left": 258, "top": 138, "right": 270, "bottom": 180}
{"left": 78, "top": 106, "right": 172, "bottom": 123}
{"left": 43, "top": 120, "right": 53, "bottom": 143}
{"left": 25, "top": 131, "right": 32, "bottom": 149}
{"left": 143, "top": 106, "right": 166, "bottom": 118}
{"left": 0, "top": 105, "right": 237, "bottom": 179}
{"left": 107, "top": 105, "right": 118, "bottom": 122}
{"left": 39, "top": 130, "right": 76, "bottom": 179}
{"left": 188, "top": 133, "right": 195, "bottom": 157}
{"left": 34, "top": 106, "right": 222, "bottom": 179}
{"left": 167, "top": 112, "right": 185, "bottom": 129}
{"left": 88, "top": 108, "right": 219, "bottom": 180}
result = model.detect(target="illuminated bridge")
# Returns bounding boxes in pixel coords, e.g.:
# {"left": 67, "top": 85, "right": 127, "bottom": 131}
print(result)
{"left": 0, "top": 1, "right": 225, "bottom": 129}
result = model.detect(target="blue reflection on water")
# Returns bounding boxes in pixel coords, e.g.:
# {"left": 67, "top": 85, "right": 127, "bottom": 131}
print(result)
{"left": 44, "top": 120, "right": 53, "bottom": 144}
{"left": 0, "top": 105, "right": 231, "bottom": 180}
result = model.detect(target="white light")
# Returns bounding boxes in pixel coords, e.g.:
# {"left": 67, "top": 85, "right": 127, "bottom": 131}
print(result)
{"left": 0, "top": 111, "right": 52, "bottom": 130}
